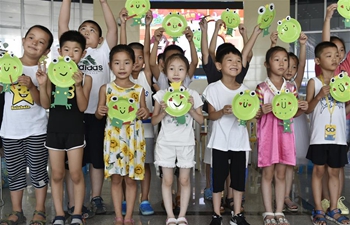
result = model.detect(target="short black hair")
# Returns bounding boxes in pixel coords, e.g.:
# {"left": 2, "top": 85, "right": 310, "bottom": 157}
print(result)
{"left": 128, "top": 42, "right": 144, "bottom": 50}
{"left": 59, "top": 30, "right": 86, "bottom": 50}
{"left": 164, "top": 53, "right": 190, "bottom": 74}
{"left": 79, "top": 20, "right": 102, "bottom": 37}
{"left": 163, "top": 45, "right": 184, "bottom": 60}
{"left": 25, "top": 25, "right": 53, "bottom": 50}
{"left": 109, "top": 44, "right": 135, "bottom": 64}
{"left": 215, "top": 43, "right": 242, "bottom": 63}
{"left": 288, "top": 52, "right": 299, "bottom": 67}
{"left": 157, "top": 53, "right": 164, "bottom": 64}
{"left": 265, "top": 46, "right": 289, "bottom": 65}
{"left": 330, "top": 36, "right": 346, "bottom": 53}
{"left": 314, "top": 41, "right": 338, "bottom": 58}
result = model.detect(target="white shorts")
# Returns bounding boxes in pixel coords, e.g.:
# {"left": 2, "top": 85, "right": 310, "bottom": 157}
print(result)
{"left": 155, "top": 143, "right": 195, "bottom": 168}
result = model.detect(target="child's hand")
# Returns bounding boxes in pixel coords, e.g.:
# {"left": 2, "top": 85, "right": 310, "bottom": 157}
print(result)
{"left": 72, "top": 70, "right": 83, "bottom": 87}
{"left": 298, "top": 100, "right": 308, "bottom": 111}
{"left": 270, "top": 31, "right": 278, "bottom": 46}
{"left": 221, "top": 105, "right": 232, "bottom": 115}
{"left": 214, "top": 19, "right": 224, "bottom": 32}
{"left": 252, "top": 24, "right": 263, "bottom": 35}
{"left": 199, "top": 17, "right": 208, "bottom": 32}
{"left": 261, "top": 103, "right": 272, "bottom": 114}
{"left": 160, "top": 100, "right": 167, "bottom": 112}
{"left": 183, "top": 27, "right": 193, "bottom": 42}
{"left": 326, "top": 3, "right": 337, "bottom": 19}
{"left": 137, "top": 107, "right": 149, "bottom": 120}
{"left": 238, "top": 24, "right": 247, "bottom": 36}
{"left": 97, "top": 105, "right": 108, "bottom": 117}
{"left": 99, "top": 0, "right": 107, "bottom": 3}
{"left": 153, "top": 27, "right": 165, "bottom": 43}
{"left": 299, "top": 32, "right": 308, "bottom": 45}
{"left": 145, "top": 10, "right": 153, "bottom": 26}
{"left": 317, "top": 85, "right": 330, "bottom": 99}
{"left": 36, "top": 67, "right": 48, "bottom": 86}
{"left": 255, "top": 108, "right": 262, "bottom": 119}
{"left": 119, "top": 8, "right": 128, "bottom": 24}
{"left": 18, "top": 75, "right": 34, "bottom": 90}
{"left": 188, "top": 96, "right": 194, "bottom": 108}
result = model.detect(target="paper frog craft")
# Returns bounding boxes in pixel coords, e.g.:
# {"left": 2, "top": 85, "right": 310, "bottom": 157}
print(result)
{"left": 125, "top": 0, "right": 151, "bottom": 26}
{"left": 277, "top": 16, "right": 302, "bottom": 43}
{"left": 192, "top": 28, "right": 201, "bottom": 52}
{"left": 162, "top": 12, "right": 188, "bottom": 42}
{"left": 337, "top": 0, "right": 350, "bottom": 27}
{"left": 272, "top": 89, "right": 298, "bottom": 133}
{"left": 51, "top": 86, "right": 75, "bottom": 109}
{"left": 221, "top": 8, "right": 240, "bottom": 36}
{"left": 48, "top": 56, "right": 77, "bottom": 88}
{"left": 107, "top": 96, "right": 137, "bottom": 128}
{"left": 257, "top": 3, "right": 276, "bottom": 36}
{"left": 0, "top": 52, "right": 23, "bottom": 92}
{"left": 330, "top": 71, "right": 350, "bottom": 102}
{"left": 232, "top": 90, "right": 260, "bottom": 126}
{"left": 163, "top": 82, "right": 192, "bottom": 124}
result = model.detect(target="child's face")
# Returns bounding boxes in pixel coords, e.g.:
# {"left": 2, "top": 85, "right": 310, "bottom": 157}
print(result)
{"left": 132, "top": 48, "right": 144, "bottom": 73}
{"left": 78, "top": 22, "right": 102, "bottom": 48}
{"left": 215, "top": 53, "right": 242, "bottom": 77}
{"left": 166, "top": 58, "right": 187, "bottom": 83}
{"left": 110, "top": 51, "right": 134, "bottom": 79}
{"left": 283, "top": 57, "right": 297, "bottom": 81}
{"left": 22, "top": 27, "right": 51, "bottom": 59}
{"left": 59, "top": 41, "right": 86, "bottom": 64}
{"left": 267, "top": 51, "right": 288, "bottom": 76}
{"left": 315, "top": 47, "right": 339, "bottom": 72}
{"left": 332, "top": 39, "right": 345, "bottom": 62}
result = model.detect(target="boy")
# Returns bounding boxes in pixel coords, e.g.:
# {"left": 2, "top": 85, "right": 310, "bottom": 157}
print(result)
{"left": 306, "top": 41, "right": 350, "bottom": 225}
{"left": 119, "top": 8, "right": 155, "bottom": 215}
{"left": 0, "top": 25, "right": 53, "bottom": 225}
{"left": 37, "top": 30, "right": 92, "bottom": 225}
{"left": 58, "top": 0, "right": 118, "bottom": 215}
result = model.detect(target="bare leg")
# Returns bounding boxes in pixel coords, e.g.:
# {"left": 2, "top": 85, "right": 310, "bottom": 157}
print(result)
{"left": 233, "top": 190, "right": 243, "bottom": 214}
{"left": 274, "top": 164, "right": 287, "bottom": 213}
{"left": 49, "top": 150, "right": 66, "bottom": 216}
{"left": 284, "top": 165, "right": 297, "bottom": 210}
{"left": 33, "top": 186, "right": 47, "bottom": 221}
{"left": 65, "top": 171, "right": 75, "bottom": 209}
{"left": 322, "top": 166, "right": 330, "bottom": 200}
{"left": 162, "top": 168, "right": 175, "bottom": 219}
{"left": 6, "top": 190, "right": 24, "bottom": 222}
{"left": 89, "top": 165, "right": 104, "bottom": 198}
{"left": 312, "top": 165, "right": 326, "bottom": 211}
{"left": 178, "top": 168, "right": 191, "bottom": 218}
{"left": 111, "top": 175, "right": 123, "bottom": 218}
{"left": 140, "top": 163, "right": 151, "bottom": 201}
{"left": 212, "top": 192, "right": 222, "bottom": 216}
{"left": 205, "top": 163, "right": 211, "bottom": 189}
{"left": 328, "top": 167, "right": 340, "bottom": 210}
{"left": 261, "top": 165, "right": 275, "bottom": 220}
{"left": 124, "top": 176, "right": 137, "bottom": 221}
{"left": 339, "top": 167, "right": 344, "bottom": 197}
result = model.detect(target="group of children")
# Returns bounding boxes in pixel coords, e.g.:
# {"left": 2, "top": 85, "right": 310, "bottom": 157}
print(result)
{"left": 0, "top": 1, "right": 350, "bottom": 225}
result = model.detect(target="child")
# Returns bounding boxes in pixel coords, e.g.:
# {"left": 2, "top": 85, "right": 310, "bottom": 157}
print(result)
{"left": 58, "top": 0, "right": 118, "bottom": 214}
{"left": 36, "top": 30, "right": 92, "bottom": 225}
{"left": 256, "top": 46, "right": 308, "bottom": 225}
{"left": 203, "top": 44, "right": 257, "bottom": 225}
{"left": 270, "top": 31, "right": 309, "bottom": 212}
{"left": 95, "top": 45, "right": 149, "bottom": 225}
{"left": 152, "top": 54, "right": 203, "bottom": 225}
{"left": 119, "top": 8, "right": 155, "bottom": 215}
{"left": 150, "top": 27, "right": 198, "bottom": 89}
{"left": 306, "top": 41, "right": 350, "bottom": 225}
{"left": 0, "top": 25, "right": 53, "bottom": 225}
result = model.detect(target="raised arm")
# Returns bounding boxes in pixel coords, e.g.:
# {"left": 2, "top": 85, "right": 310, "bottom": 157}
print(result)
{"left": 322, "top": 3, "right": 337, "bottom": 41}
{"left": 100, "top": 0, "right": 118, "bottom": 48}
{"left": 184, "top": 27, "right": 198, "bottom": 78}
{"left": 149, "top": 28, "right": 164, "bottom": 80}
{"left": 36, "top": 66, "right": 51, "bottom": 109}
{"left": 58, "top": 0, "right": 71, "bottom": 38}
{"left": 294, "top": 32, "right": 308, "bottom": 89}
{"left": 305, "top": 79, "right": 330, "bottom": 114}
{"left": 119, "top": 7, "right": 128, "bottom": 45}
{"left": 74, "top": 73, "right": 92, "bottom": 112}
{"left": 239, "top": 24, "right": 253, "bottom": 63}
{"left": 209, "top": 19, "right": 224, "bottom": 62}
{"left": 143, "top": 10, "right": 153, "bottom": 86}
{"left": 270, "top": 31, "right": 278, "bottom": 48}
{"left": 199, "top": 17, "right": 209, "bottom": 65}
{"left": 241, "top": 24, "right": 262, "bottom": 68}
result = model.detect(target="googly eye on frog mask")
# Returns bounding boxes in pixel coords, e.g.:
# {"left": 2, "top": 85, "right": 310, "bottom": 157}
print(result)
{"left": 64, "top": 56, "right": 71, "bottom": 63}
{"left": 111, "top": 96, "right": 118, "bottom": 102}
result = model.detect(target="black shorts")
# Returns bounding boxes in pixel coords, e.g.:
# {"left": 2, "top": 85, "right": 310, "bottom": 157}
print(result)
{"left": 45, "top": 132, "right": 85, "bottom": 151}
{"left": 212, "top": 149, "right": 246, "bottom": 193}
{"left": 83, "top": 114, "right": 106, "bottom": 169}
{"left": 306, "top": 144, "right": 348, "bottom": 168}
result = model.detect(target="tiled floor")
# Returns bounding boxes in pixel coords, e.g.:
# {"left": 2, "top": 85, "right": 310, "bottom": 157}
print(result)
{"left": 1, "top": 162, "right": 350, "bottom": 224}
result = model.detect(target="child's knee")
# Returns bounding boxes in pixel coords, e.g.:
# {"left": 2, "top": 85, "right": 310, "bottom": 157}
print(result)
{"left": 179, "top": 176, "right": 190, "bottom": 186}
{"left": 70, "top": 171, "right": 84, "bottom": 184}
{"left": 52, "top": 171, "right": 65, "bottom": 183}
{"left": 162, "top": 176, "right": 173, "bottom": 187}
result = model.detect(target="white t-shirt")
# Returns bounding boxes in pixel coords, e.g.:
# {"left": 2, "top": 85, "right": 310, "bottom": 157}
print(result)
{"left": 129, "top": 71, "right": 154, "bottom": 138}
{"left": 309, "top": 77, "right": 346, "bottom": 145}
{"left": 156, "top": 71, "right": 192, "bottom": 90}
{"left": 203, "top": 81, "right": 251, "bottom": 152}
{"left": 79, "top": 40, "right": 111, "bottom": 114}
{"left": 0, "top": 65, "right": 48, "bottom": 139}
{"left": 153, "top": 88, "right": 203, "bottom": 146}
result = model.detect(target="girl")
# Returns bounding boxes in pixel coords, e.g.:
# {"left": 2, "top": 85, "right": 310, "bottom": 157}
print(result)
{"left": 256, "top": 46, "right": 308, "bottom": 225}
{"left": 95, "top": 45, "right": 149, "bottom": 225}
{"left": 270, "top": 31, "right": 309, "bottom": 212}
{"left": 152, "top": 54, "right": 203, "bottom": 225}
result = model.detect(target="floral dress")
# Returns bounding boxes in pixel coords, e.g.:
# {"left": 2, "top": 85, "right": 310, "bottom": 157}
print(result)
{"left": 103, "top": 82, "right": 146, "bottom": 180}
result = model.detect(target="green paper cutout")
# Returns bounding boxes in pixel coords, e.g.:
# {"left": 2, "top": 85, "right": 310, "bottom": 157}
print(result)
{"left": 107, "top": 96, "right": 138, "bottom": 125}
{"left": 263, "top": 27, "right": 271, "bottom": 37}
{"left": 344, "top": 18, "right": 350, "bottom": 28}
{"left": 232, "top": 90, "right": 260, "bottom": 122}
{"left": 162, "top": 12, "right": 187, "bottom": 41}
{"left": 338, "top": 0, "right": 350, "bottom": 20}
{"left": 48, "top": 56, "right": 77, "bottom": 88}
{"left": 0, "top": 52, "right": 23, "bottom": 85}
{"left": 51, "top": 87, "right": 72, "bottom": 109}
{"left": 192, "top": 29, "right": 201, "bottom": 52}
{"left": 280, "top": 119, "right": 293, "bottom": 133}
{"left": 330, "top": 71, "right": 350, "bottom": 102}
{"left": 111, "top": 117, "right": 124, "bottom": 128}
{"left": 1, "top": 83, "right": 12, "bottom": 93}
{"left": 176, "top": 115, "right": 186, "bottom": 124}
{"left": 239, "top": 120, "right": 247, "bottom": 127}
{"left": 272, "top": 89, "right": 298, "bottom": 120}
{"left": 125, "top": 0, "right": 150, "bottom": 26}
{"left": 277, "top": 16, "right": 301, "bottom": 43}
{"left": 163, "top": 82, "right": 192, "bottom": 117}
{"left": 257, "top": 3, "right": 276, "bottom": 31}
{"left": 221, "top": 8, "right": 240, "bottom": 30}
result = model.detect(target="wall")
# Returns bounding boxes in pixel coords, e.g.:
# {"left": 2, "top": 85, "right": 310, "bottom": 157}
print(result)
{"left": 93, "top": 0, "right": 290, "bottom": 89}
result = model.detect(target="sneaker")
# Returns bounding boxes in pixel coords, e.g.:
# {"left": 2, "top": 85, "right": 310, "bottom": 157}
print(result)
{"left": 321, "top": 199, "right": 330, "bottom": 212}
{"left": 67, "top": 204, "right": 95, "bottom": 219}
{"left": 230, "top": 212, "right": 250, "bottom": 225}
{"left": 209, "top": 213, "right": 222, "bottom": 225}
{"left": 91, "top": 196, "right": 107, "bottom": 215}
{"left": 139, "top": 200, "right": 154, "bottom": 216}
{"left": 204, "top": 188, "right": 213, "bottom": 201}
{"left": 338, "top": 196, "right": 349, "bottom": 215}
{"left": 122, "top": 201, "right": 126, "bottom": 216}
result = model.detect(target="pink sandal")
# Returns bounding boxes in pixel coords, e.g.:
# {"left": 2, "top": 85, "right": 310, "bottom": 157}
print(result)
{"left": 114, "top": 217, "right": 123, "bottom": 225}
{"left": 123, "top": 218, "right": 134, "bottom": 225}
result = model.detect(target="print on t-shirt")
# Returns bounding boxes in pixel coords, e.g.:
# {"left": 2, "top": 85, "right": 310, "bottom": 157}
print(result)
{"left": 320, "top": 96, "right": 343, "bottom": 114}
{"left": 10, "top": 83, "right": 34, "bottom": 109}
{"left": 79, "top": 54, "right": 103, "bottom": 73}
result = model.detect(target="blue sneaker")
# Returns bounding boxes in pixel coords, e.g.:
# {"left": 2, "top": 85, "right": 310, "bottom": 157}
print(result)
{"left": 204, "top": 188, "right": 213, "bottom": 200}
{"left": 139, "top": 200, "right": 154, "bottom": 216}
{"left": 122, "top": 201, "right": 126, "bottom": 216}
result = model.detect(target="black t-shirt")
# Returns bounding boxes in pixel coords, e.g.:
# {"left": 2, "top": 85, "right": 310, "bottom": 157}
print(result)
{"left": 202, "top": 56, "right": 250, "bottom": 112}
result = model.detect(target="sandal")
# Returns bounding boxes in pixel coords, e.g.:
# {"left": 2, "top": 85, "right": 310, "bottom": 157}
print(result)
{"left": 284, "top": 197, "right": 298, "bottom": 212}
{"left": 220, "top": 198, "right": 225, "bottom": 214}
{"left": 166, "top": 218, "right": 177, "bottom": 225}
{"left": 275, "top": 212, "right": 290, "bottom": 225}
{"left": 177, "top": 217, "right": 188, "bottom": 225}
{"left": 262, "top": 212, "right": 277, "bottom": 225}
{"left": 70, "top": 214, "right": 85, "bottom": 225}
{"left": 123, "top": 218, "right": 134, "bottom": 225}
{"left": 311, "top": 210, "right": 327, "bottom": 225}
{"left": 225, "top": 197, "right": 234, "bottom": 210}
{"left": 114, "top": 217, "right": 123, "bottom": 225}
{"left": 0, "top": 211, "right": 26, "bottom": 225}
{"left": 52, "top": 216, "right": 65, "bottom": 225}
{"left": 325, "top": 208, "right": 350, "bottom": 225}
{"left": 29, "top": 210, "right": 46, "bottom": 225}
